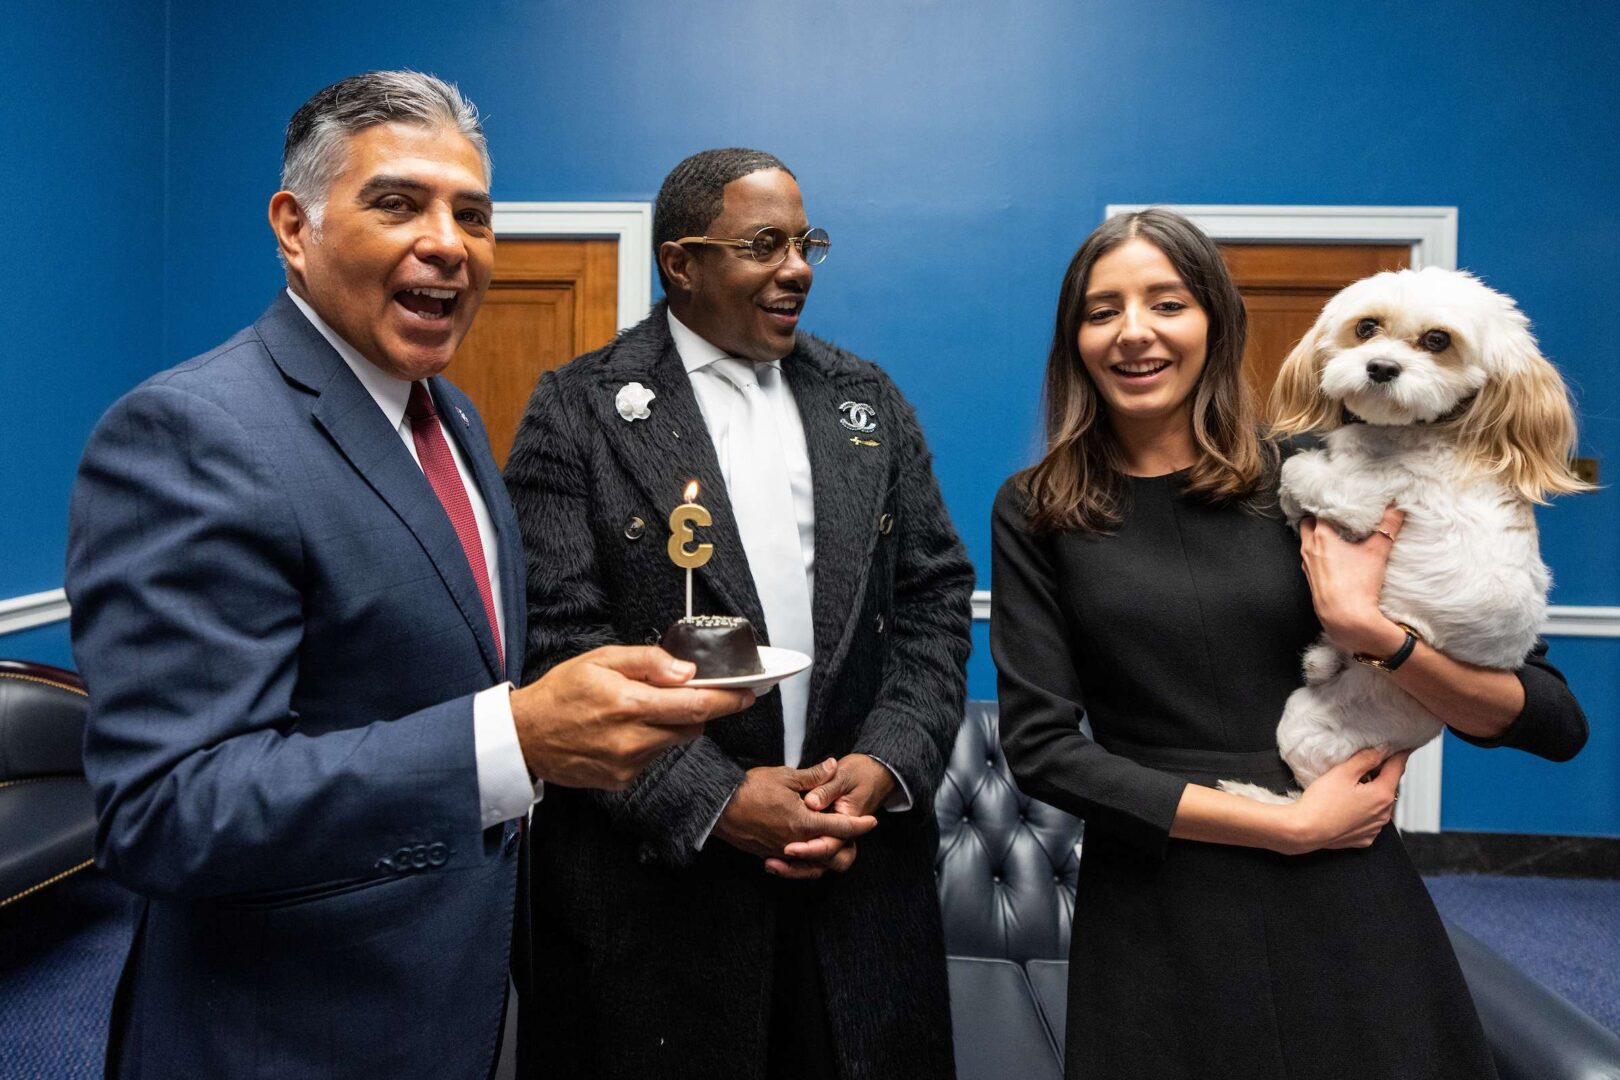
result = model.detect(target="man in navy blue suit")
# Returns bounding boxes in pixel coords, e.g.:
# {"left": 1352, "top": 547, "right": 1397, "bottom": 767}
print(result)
{"left": 66, "top": 71, "right": 752, "bottom": 1079}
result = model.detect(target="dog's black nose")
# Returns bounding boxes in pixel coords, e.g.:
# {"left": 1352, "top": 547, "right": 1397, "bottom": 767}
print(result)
{"left": 1366, "top": 360, "right": 1402, "bottom": 384}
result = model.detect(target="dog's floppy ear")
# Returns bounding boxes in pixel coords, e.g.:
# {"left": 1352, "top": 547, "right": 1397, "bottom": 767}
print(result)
{"left": 1454, "top": 296, "right": 1590, "bottom": 503}
{"left": 1267, "top": 306, "right": 1343, "bottom": 437}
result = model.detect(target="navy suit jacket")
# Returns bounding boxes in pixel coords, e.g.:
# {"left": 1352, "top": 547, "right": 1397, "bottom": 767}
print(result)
{"left": 66, "top": 293, "right": 526, "bottom": 1078}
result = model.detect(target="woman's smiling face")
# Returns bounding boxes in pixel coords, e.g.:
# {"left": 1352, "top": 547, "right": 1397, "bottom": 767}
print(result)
{"left": 1077, "top": 237, "right": 1210, "bottom": 430}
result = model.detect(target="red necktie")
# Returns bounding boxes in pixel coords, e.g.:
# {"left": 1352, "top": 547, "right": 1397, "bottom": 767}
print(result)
{"left": 406, "top": 381, "right": 504, "bottom": 671}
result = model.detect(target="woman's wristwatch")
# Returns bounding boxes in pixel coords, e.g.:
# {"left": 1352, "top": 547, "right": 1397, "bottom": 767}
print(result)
{"left": 1353, "top": 622, "right": 1421, "bottom": 671}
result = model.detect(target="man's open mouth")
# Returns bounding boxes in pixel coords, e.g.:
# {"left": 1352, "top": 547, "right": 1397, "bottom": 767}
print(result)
{"left": 760, "top": 297, "right": 803, "bottom": 323}
{"left": 394, "top": 286, "right": 460, "bottom": 321}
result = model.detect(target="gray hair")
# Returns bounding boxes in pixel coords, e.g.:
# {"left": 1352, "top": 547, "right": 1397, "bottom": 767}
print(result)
{"left": 281, "top": 70, "right": 491, "bottom": 233}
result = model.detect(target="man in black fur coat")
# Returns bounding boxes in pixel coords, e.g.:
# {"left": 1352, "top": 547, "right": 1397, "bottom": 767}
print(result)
{"left": 505, "top": 149, "right": 973, "bottom": 1079}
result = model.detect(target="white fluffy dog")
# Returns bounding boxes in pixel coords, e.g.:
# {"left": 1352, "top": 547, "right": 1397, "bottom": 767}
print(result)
{"left": 1220, "top": 267, "right": 1587, "bottom": 802}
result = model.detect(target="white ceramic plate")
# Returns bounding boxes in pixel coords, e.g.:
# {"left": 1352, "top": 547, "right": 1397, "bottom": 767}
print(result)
{"left": 685, "top": 646, "right": 811, "bottom": 692}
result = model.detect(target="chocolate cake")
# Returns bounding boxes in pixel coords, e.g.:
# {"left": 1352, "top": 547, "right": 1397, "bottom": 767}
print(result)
{"left": 660, "top": 615, "right": 764, "bottom": 678}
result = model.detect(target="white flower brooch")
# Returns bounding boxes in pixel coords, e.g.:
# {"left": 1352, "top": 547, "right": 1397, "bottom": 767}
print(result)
{"left": 615, "top": 381, "right": 656, "bottom": 422}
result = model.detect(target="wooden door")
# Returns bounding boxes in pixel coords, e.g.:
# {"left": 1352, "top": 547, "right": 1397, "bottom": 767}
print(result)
{"left": 1220, "top": 243, "right": 1410, "bottom": 407}
{"left": 453, "top": 238, "right": 620, "bottom": 466}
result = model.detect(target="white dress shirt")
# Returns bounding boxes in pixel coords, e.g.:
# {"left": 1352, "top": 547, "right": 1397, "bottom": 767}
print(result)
{"left": 667, "top": 311, "right": 911, "bottom": 835}
{"left": 669, "top": 311, "right": 817, "bottom": 764}
{"left": 286, "top": 289, "right": 539, "bottom": 829}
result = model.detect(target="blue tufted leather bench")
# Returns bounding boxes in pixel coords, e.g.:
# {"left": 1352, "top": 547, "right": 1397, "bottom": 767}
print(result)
{"left": 936, "top": 700, "right": 1620, "bottom": 1080}
{"left": 0, "top": 660, "right": 96, "bottom": 910}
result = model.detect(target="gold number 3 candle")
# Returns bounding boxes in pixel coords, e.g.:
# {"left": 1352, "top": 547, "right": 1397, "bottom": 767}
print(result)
{"left": 667, "top": 480, "right": 713, "bottom": 618}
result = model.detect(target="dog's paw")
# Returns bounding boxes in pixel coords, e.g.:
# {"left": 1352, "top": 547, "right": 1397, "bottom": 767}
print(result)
{"left": 1301, "top": 643, "right": 1345, "bottom": 684}
{"left": 1327, "top": 504, "right": 1387, "bottom": 541}
{"left": 1217, "top": 779, "right": 1301, "bottom": 804}
{"left": 1278, "top": 488, "right": 1310, "bottom": 529}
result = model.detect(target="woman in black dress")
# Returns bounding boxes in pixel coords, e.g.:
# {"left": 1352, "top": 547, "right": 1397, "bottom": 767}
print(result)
{"left": 991, "top": 209, "right": 1587, "bottom": 1079}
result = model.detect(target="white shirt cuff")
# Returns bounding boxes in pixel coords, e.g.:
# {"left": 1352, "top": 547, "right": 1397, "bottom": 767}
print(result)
{"left": 869, "top": 755, "right": 913, "bottom": 813}
{"left": 474, "top": 682, "right": 543, "bottom": 829}
{"left": 694, "top": 788, "right": 739, "bottom": 851}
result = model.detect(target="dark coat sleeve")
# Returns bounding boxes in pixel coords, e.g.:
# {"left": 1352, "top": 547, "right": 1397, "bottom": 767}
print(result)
{"left": 990, "top": 479, "right": 1188, "bottom": 859}
{"left": 1449, "top": 640, "right": 1589, "bottom": 760}
{"left": 504, "top": 370, "right": 745, "bottom": 867}
{"left": 850, "top": 384, "right": 974, "bottom": 815}
{"left": 68, "top": 383, "right": 484, "bottom": 901}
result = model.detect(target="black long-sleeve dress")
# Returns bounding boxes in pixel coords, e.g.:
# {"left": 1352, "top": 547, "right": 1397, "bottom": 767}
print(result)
{"left": 991, "top": 470, "right": 1588, "bottom": 1080}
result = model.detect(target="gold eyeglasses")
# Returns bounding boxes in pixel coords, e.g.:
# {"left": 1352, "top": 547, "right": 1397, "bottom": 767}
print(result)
{"left": 676, "top": 226, "right": 830, "bottom": 266}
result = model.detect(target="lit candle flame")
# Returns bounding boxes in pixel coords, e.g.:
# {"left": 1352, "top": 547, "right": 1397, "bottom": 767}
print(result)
{"left": 683, "top": 480, "right": 699, "bottom": 503}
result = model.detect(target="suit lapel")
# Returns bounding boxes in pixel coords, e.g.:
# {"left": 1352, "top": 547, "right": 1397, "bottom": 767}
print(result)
{"left": 258, "top": 296, "right": 506, "bottom": 681}
{"left": 783, "top": 348, "right": 893, "bottom": 715}
{"left": 587, "top": 323, "right": 762, "bottom": 626}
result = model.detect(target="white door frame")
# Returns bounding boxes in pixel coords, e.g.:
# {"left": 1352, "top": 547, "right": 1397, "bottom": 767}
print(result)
{"left": 1104, "top": 204, "right": 1459, "bottom": 832}
{"left": 491, "top": 201, "right": 655, "bottom": 330}
{"left": 1104, "top": 204, "right": 1458, "bottom": 272}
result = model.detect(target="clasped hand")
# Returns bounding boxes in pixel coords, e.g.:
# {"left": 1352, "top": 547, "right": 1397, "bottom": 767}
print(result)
{"left": 715, "top": 754, "right": 893, "bottom": 879}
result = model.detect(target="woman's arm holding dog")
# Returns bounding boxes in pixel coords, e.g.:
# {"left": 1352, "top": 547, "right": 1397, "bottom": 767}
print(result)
{"left": 1301, "top": 508, "right": 1585, "bottom": 755}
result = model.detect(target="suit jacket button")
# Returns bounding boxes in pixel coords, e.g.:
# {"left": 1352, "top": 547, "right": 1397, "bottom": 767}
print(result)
{"left": 878, "top": 513, "right": 894, "bottom": 535}
{"left": 427, "top": 842, "right": 449, "bottom": 866}
{"left": 624, "top": 516, "right": 646, "bottom": 540}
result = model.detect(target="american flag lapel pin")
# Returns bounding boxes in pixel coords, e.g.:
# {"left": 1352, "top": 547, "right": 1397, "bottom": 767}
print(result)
{"left": 455, "top": 405, "right": 471, "bottom": 428}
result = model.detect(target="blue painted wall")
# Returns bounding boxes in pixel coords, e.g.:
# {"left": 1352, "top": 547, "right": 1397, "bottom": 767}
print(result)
{"left": 2, "top": 2, "right": 167, "bottom": 669}
{"left": 12, "top": 0, "right": 1619, "bottom": 834}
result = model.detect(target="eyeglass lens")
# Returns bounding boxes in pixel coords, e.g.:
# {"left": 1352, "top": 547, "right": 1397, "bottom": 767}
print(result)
{"left": 749, "top": 227, "right": 830, "bottom": 266}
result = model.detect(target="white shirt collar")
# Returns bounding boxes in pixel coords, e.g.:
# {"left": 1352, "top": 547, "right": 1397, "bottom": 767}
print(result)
{"left": 666, "top": 308, "right": 729, "bottom": 375}
{"left": 285, "top": 287, "right": 413, "bottom": 431}
{"left": 666, "top": 308, "right": 780, "bottom": 384}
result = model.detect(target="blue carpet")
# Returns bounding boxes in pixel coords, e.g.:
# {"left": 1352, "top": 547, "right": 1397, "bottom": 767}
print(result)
{"left": 0, "top": 872, "right": 134, "bottom": 1079}
{"left": 1, "top": 870, "right": 1616, "bottom": 1077}
{"left": 1425, "top": 873, "right": 1620, "bottom": 1036}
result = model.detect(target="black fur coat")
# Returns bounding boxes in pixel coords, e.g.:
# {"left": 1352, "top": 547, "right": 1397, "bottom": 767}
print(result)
{"left": 504, "top": 304, "right": 973, "bottom": 1079}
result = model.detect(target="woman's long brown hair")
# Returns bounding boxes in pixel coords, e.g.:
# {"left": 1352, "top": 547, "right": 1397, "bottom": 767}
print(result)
{"left": 1018, "top": 209, "right": 1273, "bottom": 533}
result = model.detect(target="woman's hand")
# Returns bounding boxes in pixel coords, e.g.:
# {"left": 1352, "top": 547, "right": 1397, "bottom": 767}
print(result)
{"left": 1280, "top": 747, "right": 1410, "bottom": 855}
{"left": 1300, "top": 507, "right": 1408, "bottom": 657}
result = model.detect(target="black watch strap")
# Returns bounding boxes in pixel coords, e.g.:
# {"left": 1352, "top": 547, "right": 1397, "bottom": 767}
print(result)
{"left": 1354, "top": 623, "right": 1419, "bottom": 671}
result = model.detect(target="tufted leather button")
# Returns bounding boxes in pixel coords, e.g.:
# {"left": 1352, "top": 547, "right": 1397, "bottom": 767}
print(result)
{"left": 878, "top": 512, "right": 895, "bottom": 535}
{"left": 624, "top": 515, "right": 646, "bottom": 540}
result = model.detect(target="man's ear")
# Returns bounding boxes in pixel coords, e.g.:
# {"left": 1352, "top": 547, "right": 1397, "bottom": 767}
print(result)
{"left": 269, "top": 191, "right": 312, "bottom": 278}
{"left": 658, "top": 240, "right": 699, "bottom": 298}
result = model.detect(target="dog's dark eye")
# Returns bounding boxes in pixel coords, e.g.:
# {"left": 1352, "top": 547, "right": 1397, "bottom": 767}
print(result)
{"left": 1419, "top": 329, "right": 1452, "bottom": 352}
{"left": 1355, "top": 318, "right": 1379, "bottom": 340}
